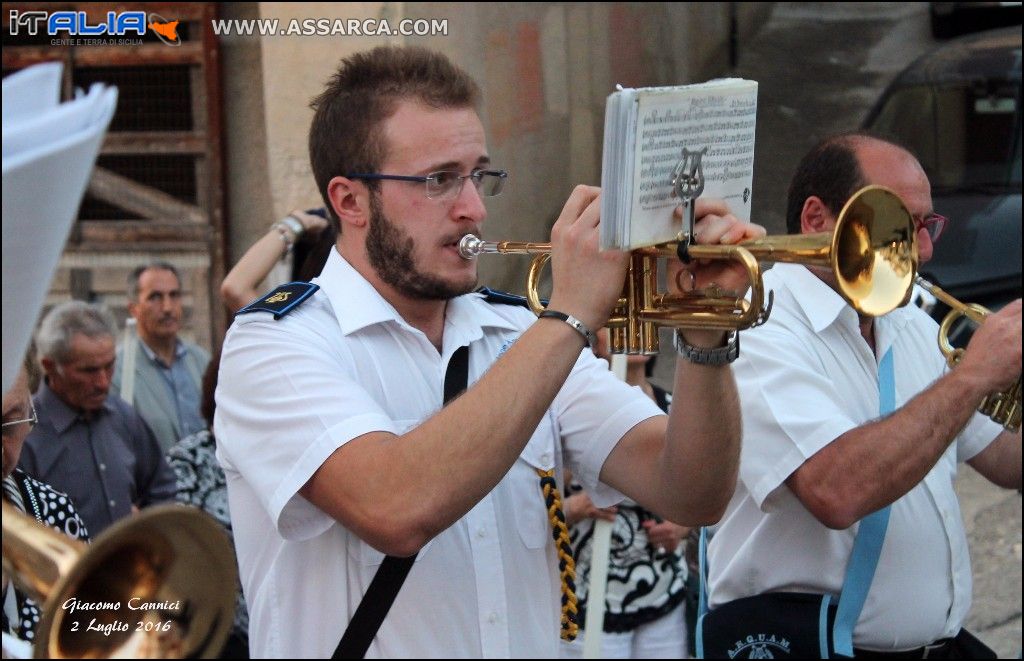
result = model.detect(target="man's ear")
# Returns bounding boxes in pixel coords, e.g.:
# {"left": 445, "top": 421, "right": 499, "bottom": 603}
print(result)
{"left": 800, "top": 196, "right": 833, "bottom": 234}
{"left": 39, "top": 356, "right": 58, "bottom": 379}
{"left": 327, "top": 176, "right": 371, "bottom": 230}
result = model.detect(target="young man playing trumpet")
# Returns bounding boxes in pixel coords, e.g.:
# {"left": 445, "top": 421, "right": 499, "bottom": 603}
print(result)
{"left": 213, "top": 45, "right": 764, "bottom": 658}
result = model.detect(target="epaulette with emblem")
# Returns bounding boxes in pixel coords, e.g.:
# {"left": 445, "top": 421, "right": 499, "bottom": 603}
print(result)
{"left": 236, "top": 282, "right": 319, "bottom": 319}
{"left": 476, "top": 286, "right": 542, "bottom": 309}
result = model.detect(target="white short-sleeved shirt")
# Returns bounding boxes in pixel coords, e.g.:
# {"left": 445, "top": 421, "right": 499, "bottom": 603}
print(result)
{"left": 214, "top": 248, "right": 663, "bottom": 659}
{"left": 708, "top": 263, "right": 1002, "bottom": 652}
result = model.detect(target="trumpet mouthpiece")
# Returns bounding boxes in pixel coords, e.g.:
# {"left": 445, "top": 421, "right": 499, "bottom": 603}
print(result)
{"left": 458, "top": 234, "right": 484, "bottom": 259}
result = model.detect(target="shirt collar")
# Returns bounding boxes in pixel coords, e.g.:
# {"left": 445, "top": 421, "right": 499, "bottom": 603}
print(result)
{"left": 773, "top": 263, "right": 914, "bottom": 359}
{"left": 138, "top": 337, "right": 185, "bottom": 365}
{"left": 36, "top": 380, "right": 115, "bottom": 434}
{"left": 444, "top": 289, "right": 522, "bottom": 350}
{"left": 315, "top": 247, "right": 520, "bottom": 342}
{"left": 774, "top": 263, "right": 851, "bottom": 334}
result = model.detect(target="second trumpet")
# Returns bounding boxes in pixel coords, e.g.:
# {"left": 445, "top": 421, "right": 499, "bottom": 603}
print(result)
{"left": 914, "top": 276, "right": 1021, "bottom": 432}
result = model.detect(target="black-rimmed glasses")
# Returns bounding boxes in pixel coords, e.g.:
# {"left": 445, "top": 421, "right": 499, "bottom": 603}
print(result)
{"left": 346, "top": 168, "right": 508, "bottom": 200}
{"left": 915, "top": 213, "right": 947, "bottom": 242}
{"left": 1, "top": 398, "right": 37, "bottom": 436}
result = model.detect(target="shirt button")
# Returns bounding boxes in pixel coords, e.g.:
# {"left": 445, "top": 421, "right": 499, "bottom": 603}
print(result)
{"left": 109, "top": 500, "right": 116, "bottom": 507}
{"left": 99, "top": 463, "right": 106, "bottom": 471}
{"left": 488, "top": 612, "right": 498, "bottom": 624}
{"left": 477, "top": 527, "right": 487, "bottom": 538}
{"left": 541, "top": 452, "right": 552, "bottom": 465}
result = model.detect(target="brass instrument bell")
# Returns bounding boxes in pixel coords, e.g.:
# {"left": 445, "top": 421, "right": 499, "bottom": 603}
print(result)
{"left": 2, "top": 501, "right": 237, "bottom": 658}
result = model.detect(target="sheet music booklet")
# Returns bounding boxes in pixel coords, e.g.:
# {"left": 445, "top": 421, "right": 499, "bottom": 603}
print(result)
{"left": 599, "top": 79, "right": 758, "bottom": 250}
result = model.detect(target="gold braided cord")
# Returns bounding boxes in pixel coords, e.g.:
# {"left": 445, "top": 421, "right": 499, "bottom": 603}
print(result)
{"left": 536, "top": 468, "right": 579, "bottom": 641}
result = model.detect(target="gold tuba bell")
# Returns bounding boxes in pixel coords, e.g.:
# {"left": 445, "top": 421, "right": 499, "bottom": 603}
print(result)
{"left": 460, "top": 185, "right": 918, "bottom": 354}
{"left": 913, "top": 276, "right": 1021, "bottom": 432}
{"left": 2, "top": 501, "right": 237, "bottom": 658}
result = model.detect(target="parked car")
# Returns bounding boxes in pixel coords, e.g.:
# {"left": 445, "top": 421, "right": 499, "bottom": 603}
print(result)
{"left": 930, "top": 2, "right": 1022, "bottom": 39}
{"left": 863, "top": 26, "right": 1022, "bottom": 346}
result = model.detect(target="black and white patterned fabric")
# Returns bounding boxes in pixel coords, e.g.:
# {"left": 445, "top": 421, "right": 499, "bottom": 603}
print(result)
{"left": 2, "top": 469, "right": 90, "bottom": 643}
{"left": 166, "top": 430, "right": 249, "bottom": 645}
{"left": 567, "top": 384, "right": 687, "bottom": 633}
{"left": 567, "top": 492, "right": 688, "bottom": 633}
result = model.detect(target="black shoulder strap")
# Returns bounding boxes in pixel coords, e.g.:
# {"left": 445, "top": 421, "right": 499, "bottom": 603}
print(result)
{"left": 333, "top": 345, "right": 469, "bottom": 659}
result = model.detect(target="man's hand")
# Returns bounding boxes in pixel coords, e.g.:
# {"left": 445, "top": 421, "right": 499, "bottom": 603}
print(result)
{"left": 547, "top": 185, "right": 630, "bottom": 333}
{"left": 956, "top": 298, "right": 1022, "bottom": 396}
{"left": 670, "top": 197, "right": 766, "bottom": 296}
{"left": 667, "top": 197, "right": 766, "bottom": 346}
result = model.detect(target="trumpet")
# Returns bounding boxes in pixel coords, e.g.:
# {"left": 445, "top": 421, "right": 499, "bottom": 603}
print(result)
{"left": 460, "top": 185, "right": 918, "bottom": 354}
{"left": 2, "top": 501, "right": 237, "bottom": 658}
{"left": 913, "top": 276, "right": 1021, "bottom": 432}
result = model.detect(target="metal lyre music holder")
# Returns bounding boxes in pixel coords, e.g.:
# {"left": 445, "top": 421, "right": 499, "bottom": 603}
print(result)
{"left": 671, "top": 147, "right": 708, "bottom": 263}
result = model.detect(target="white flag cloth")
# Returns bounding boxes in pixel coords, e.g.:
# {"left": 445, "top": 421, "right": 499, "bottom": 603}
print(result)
{"left": 2, "top": 62, "right": 117, "bottom": 392}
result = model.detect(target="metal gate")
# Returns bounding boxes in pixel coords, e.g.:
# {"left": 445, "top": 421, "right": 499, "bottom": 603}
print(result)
{"left": 3, "top": 2, "right": 227, "bottom": 351}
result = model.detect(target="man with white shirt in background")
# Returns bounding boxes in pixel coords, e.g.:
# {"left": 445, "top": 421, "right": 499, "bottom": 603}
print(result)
{"left": 705, "top": 132, "right": 1021, "bottom": 659}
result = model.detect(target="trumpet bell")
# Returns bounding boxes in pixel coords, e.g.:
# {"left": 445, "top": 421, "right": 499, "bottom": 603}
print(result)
{"left": 832, "top": 186, "right": 918, "bottom": 317}
{"left": 3, "top": 501, "right": 237, "bottom": 658}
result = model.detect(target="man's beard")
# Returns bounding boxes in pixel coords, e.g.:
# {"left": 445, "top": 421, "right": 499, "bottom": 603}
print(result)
{"left": 365, "top": 193, "right": 477, "bottom": 300}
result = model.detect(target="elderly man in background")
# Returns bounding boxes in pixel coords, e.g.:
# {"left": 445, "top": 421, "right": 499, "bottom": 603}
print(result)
{"left": 20, "top": 301, "right": 177, "bottom": 536}
{"left": 113, "top": 261, "right": 210, "bottom": 452}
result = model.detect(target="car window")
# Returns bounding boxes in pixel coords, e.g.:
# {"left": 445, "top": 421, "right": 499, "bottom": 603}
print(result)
{"left": 869, "top": 80, "right": 1022, "bottom": 190}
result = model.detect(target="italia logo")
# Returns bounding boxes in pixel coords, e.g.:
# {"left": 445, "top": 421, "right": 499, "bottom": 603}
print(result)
{"left": 7, "top": 10, "right": 181, "bottom": 46}
{"left": 727, "top": 633, "right": 792, "bottom": 659}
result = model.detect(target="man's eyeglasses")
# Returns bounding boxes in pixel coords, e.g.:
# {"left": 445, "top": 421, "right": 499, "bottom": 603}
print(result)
{"left": 914, "top": 213, "right": 947, "bottom": 242}
{"left": 1, "top": 399, "right": 37, "bottom": 436}
{"left": 346, "top": 168, "right": 508, "bottom": 201}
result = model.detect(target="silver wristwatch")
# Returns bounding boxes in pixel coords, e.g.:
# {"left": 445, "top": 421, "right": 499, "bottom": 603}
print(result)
{"left": 673, "top": 329, "right": 740, "bottom": 365}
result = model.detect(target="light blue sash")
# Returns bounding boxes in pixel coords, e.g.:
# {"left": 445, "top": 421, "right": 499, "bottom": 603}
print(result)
{"left": 697, "top": 347, "right": 895, "bottom": 658}
{"left": 832, "top": 347, "right": 895, "bottom": 656}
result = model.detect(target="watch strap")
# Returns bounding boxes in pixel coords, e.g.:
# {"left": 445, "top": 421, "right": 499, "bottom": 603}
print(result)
{"left": 674, "top": 329, "right": 739, "bottom": 365}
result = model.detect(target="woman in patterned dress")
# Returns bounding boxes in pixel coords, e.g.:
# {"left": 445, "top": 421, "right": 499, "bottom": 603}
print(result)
{"left": 2, "top": 351, "right": 91, "bottom": 647}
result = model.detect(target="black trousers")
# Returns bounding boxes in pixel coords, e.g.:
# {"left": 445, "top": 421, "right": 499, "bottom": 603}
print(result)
{"left": 853, "top": 629, "right": 996, "bottom": 659}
